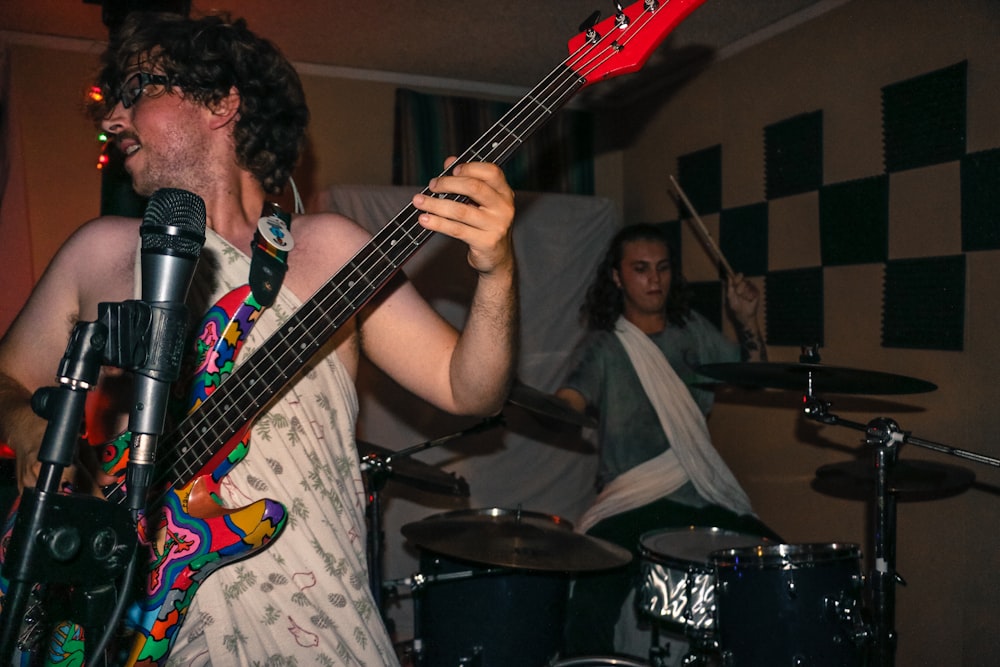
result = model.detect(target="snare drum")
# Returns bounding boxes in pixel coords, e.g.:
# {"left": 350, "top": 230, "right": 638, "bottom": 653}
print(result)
{"left": 711, "top": 543, "right": 866, "bottom": 667}
{"left": 637, "top": 527, "right": 771, "bottom": 638}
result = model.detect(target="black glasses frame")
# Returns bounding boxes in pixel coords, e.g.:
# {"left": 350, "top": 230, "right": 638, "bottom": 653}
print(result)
{"left": 118, "top": 72, "right": 171, "bottom": 109}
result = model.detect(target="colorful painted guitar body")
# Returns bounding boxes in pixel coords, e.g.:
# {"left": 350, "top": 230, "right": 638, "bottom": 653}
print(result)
{"left": 0, "top": 1, "right": 709, "bottom": 663}
{"left": 0, "top": 285, "right": 286, "bottom": 666}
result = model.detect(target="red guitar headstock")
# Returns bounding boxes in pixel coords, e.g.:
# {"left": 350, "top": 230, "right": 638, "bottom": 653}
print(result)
{"left": 567, "top": 0, "right": 709, "bottom": 88}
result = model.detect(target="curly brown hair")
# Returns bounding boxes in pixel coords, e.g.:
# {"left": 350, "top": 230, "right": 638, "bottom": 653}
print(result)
{"left": 89, "top": 12, "right": 309, "bottom": 195}
{"left": 582, "top": 223, "right": 691, "bottom": 331}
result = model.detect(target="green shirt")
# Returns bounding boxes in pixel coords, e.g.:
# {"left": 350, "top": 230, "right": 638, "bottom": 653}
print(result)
{"left": 563, "top": 311, "right": 739, "bottom": 489}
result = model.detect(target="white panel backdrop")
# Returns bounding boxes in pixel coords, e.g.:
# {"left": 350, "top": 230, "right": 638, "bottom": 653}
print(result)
{"left": 314, "top": 185, "right": 620, "bottom": 641}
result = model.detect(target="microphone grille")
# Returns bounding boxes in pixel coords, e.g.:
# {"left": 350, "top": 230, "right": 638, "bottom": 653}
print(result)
{"left": 140, "top": 188, "right": 207, "bottom": 258}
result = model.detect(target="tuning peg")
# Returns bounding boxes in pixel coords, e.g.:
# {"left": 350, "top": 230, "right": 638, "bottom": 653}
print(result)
{"left": 579, "top": 10, "right": 601, "bottom": 33}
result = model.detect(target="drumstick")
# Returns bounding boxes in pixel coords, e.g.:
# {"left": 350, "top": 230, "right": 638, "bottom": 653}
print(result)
{"left": 669, "top": 175, "right": 736, "bottom": 281}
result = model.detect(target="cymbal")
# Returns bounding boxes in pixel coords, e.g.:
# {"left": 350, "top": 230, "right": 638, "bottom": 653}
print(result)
{"left": 812, "top": 459, "right": 975, "bottom": 502}
{"left": 402, "top": 507, "right": 632, "bottom": 572}
{"left": 508, "top": 381, "right": 597, "bottom": 428}
{"left": 358, "top": 441, "right": 469, "bottom": 497}
{"left": 697, "top": 362, "right": 937, "bottom": 395}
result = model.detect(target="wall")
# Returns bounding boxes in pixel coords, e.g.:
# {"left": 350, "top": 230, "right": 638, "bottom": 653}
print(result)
{"left": 619, "top": 1, "right": 1000, "bottom": 665}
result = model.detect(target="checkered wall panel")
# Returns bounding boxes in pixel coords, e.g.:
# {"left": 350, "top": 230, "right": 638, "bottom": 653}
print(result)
{"left": 672, "top": 61, "right": 976, "bottom": 351}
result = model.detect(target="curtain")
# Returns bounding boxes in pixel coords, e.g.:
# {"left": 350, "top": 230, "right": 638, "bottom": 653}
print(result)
{"left": 392, "top": 87, "right": 594, "bottom": 195}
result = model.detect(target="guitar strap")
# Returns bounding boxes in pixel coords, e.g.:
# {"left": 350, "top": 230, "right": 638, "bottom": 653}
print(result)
{"left": 248, "top": 202, "right": 294, "bottom": 307}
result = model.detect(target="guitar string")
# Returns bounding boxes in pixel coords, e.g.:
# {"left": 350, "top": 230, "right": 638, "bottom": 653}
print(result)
{"left": 107, "top": 1, "right": 671, "bottom": 506}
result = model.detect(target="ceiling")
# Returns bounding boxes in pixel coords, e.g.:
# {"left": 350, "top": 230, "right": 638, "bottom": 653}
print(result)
{"left": 3, "top": 0, "right": 842, "bottom": 107}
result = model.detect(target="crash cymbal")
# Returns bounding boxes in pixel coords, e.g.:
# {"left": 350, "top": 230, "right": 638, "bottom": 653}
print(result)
{"left": 402, "top": 507, "right": 632, "bottom": 572}
{"left": 508, "top": 381, "right": 597, "bottom": 428}
{"left": 812, "top": 459, "right": 974, "bottom": 502}
{"left": 358, "top": 441, "right": 469, "bottom": 497}
{"left": 697, "top": 362, "right": 937, "bottom": 395}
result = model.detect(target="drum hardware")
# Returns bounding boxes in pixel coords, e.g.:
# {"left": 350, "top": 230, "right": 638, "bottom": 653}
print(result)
{"left": 800, "top": 395, "right": 999, "bottom": 667}
{"left": 361, "top": 417, "right": 503, "bottom": 621}
{"left": 699, "top": 350, "right": 1000, "bottom": 666}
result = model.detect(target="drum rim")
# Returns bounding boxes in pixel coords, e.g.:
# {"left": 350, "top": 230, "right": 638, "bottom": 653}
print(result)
{"left": 710, "top": 541, "right": 862, "bottom": 569}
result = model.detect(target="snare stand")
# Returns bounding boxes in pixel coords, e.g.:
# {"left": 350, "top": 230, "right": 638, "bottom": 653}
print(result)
{"left": 802, "top": 394, "right": 1000, "bottom": 667}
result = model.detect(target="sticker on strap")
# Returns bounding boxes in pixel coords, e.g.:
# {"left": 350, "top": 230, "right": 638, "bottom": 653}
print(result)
{"left": 258, "top": 212, "right": 294, "bottom": 252}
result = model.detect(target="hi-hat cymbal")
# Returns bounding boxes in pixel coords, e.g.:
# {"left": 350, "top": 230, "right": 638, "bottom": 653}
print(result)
{"left": 508, "top": 381, "right": 597, "bottom": 428}
{"left": 402, "top": 507, "right": 632, "bottom": 572}
{"left": 812, "top": 459, "right": 974, "bottom": 502}
{"left": 697, "top": 362, "right": 937, "bottom": 395}
{"left": 358, "top": 441, "right": 469, "bottom": 497}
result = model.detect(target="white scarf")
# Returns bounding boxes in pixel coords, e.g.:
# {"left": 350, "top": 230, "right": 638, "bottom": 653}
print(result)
{"left": 577, "top": 316, "right": 754, "bottom": 533}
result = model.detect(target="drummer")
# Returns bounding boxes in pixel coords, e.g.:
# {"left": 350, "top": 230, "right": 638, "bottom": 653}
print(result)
{"left": 556, "top": 223, "right": 781, "bottom": 659}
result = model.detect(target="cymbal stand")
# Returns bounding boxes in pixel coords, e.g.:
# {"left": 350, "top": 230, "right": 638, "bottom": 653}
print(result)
{"left": 360, "top": 416, "right": 504, "bottom": 620}
{"left": 802, "top": 393, "right": 1000, "bottom": 667}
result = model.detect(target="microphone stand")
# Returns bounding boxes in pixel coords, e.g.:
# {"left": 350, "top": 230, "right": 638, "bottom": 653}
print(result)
{"left": 0, "top": 321, "right": 135, "bottom": 664}
{"left": 802, "top": 393, "right": 1000, "bottom": 667}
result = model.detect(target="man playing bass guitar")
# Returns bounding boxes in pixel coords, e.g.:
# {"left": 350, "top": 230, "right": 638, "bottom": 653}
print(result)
{"left": 0, "top": 11, "right": 516, "bottom": 665}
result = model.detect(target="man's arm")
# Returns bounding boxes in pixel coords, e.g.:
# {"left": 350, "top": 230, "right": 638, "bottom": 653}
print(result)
{"left": 358, "top": 161, "right": 518, "bottom": 416}
{"left": 0, "top": 217, "right": 136, "bottom": 489}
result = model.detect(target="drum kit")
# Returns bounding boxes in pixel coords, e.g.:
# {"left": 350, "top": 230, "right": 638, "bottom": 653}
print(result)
{"left": 360, "top": 353, "right": 999, "bottom": 667}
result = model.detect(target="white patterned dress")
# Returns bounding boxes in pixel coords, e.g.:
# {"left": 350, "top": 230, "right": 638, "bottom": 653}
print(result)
{"left": 165, "top": 229, "right": 398, "bottom": 667}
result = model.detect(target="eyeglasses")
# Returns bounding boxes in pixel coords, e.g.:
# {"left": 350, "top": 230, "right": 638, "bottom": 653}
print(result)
{"left": 117, "top": 72, "right": 171, "bottom": 109}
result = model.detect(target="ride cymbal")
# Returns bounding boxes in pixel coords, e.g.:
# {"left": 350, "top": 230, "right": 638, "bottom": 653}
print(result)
{"left": 697, "top": 362, "right": 937, "bottom": 395}
{"left": 402, "top": 507, "right": 631, "bottom": 572}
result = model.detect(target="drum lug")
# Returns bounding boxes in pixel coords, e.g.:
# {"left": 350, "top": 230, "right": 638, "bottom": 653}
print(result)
{"left": 825, "top": 592, "right": 871, "bottom": 648}
{"left": 457, "top": 646, "right": 483, "bottom": 666}
{"left": 785, "top": 572, "right": 797, "bottom": 599}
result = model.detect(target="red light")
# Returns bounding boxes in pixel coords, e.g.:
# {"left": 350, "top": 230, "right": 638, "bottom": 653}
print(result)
{"left": 87, "top": 86, "right": 104, "bottom": 104}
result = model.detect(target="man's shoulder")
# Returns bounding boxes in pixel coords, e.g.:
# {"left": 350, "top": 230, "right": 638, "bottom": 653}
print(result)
{"left": 55, "top": 215, "right": 140, "bottom": 267}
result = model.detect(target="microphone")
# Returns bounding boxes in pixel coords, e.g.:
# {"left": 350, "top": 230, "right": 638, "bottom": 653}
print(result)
{"left": 126, "top": 188, "right": 206, "bottom": 513}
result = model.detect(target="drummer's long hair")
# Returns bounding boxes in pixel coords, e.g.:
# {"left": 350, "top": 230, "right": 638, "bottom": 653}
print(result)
{"left": 581, "top": 223, "right": 691, "bottom": 331}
